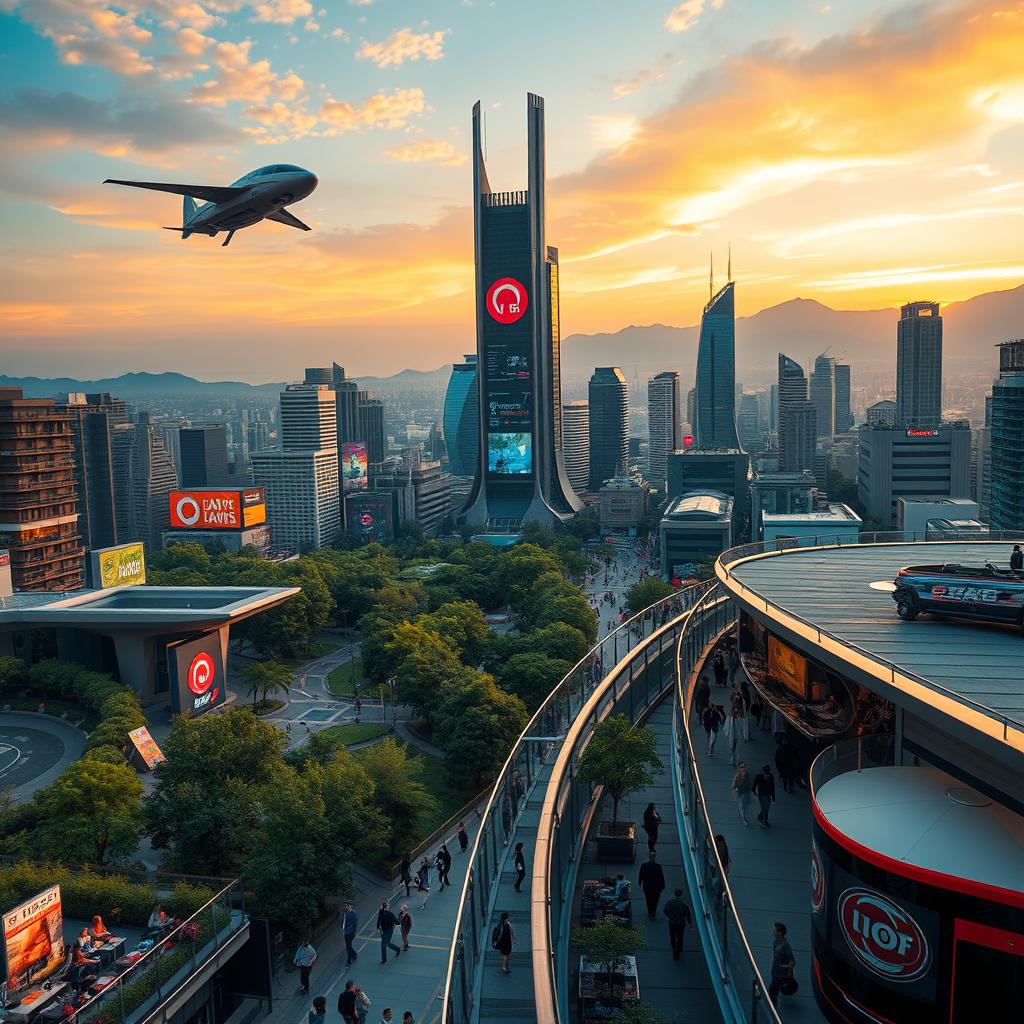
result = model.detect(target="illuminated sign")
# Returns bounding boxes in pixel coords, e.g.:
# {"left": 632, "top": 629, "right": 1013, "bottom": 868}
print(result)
{"left": 167, "top": 635, "right": 225, "bottom": 717}
{"left": 488, "top": 432, "right": 532, "bottom": 475}
{"left": 128, "top": 726, "right": 166, "bottom": 771}
{"left": 767, "top": 635, "right": 807, "bottom": 698}
{"left": 0, "top": 551, "right": 11, "bottom": 602}
{"left": 169, "top": 489, "right": 266, "bottom": 530}
{"left": 486, "top": 277, "right": 528, "bottom": 325}
{"left": 342, "top": 442, "right": 369, "bottom": 493}
{"left": 345, "top": 495, "right": 393, "bottom": 544}
{"left": 838, "top": 888, "right": 930, "bottom": 982}
{"left": 905, "top": 428, "right": 939, "bottom": 437}
{"left": 683, "top": 433, "right": 694, "bottom": 448}
{"left": 2, "top": 886, "right": 63, "bottom": 989}
{"left": 187, "top": 652, "right": 215, "bottom": 696}
{"left": 92, "top": 542, "right": 146, "bottom": 589}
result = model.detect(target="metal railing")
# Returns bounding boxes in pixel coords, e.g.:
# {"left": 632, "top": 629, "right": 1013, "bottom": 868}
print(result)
{"left": 672, "top": 584, "right": 782, "bottom": 1024}
{"left": 808, "top": 733, "right": 896, "bottom": 801}
{"left": 442, "top": 586, "right": 702, "bottom": 1024}
{"left": 716, "top": 533, "right": 1024, "bottom": 747}
{"left": 77, "top": 878, "right": 246, "bottom": 1024}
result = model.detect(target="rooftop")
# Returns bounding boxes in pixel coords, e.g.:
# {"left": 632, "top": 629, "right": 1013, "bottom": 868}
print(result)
{"left": 761, "top": 503, "right": 861, "bottom": 523}
{"left": 665, "top": 491, "right": 732, "bottom": 519}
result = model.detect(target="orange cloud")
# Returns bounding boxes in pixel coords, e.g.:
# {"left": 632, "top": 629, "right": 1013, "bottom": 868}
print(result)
{"left": 319, "top": 87, "right": 427, "bottom": 133}
{"left": 384, "top": 139, "right": 466, "bottom": 166}
{"left": 356, "top": 27, "right": 448, "bottom": 69}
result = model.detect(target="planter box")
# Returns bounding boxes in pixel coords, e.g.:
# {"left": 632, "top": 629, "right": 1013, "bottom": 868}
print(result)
{"left": 595, "top": 821, "right": 637, "bottom": 863}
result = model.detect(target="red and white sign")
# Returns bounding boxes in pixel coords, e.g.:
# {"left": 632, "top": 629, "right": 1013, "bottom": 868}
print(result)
{"left": 839, "top": 887, "right": 930, "bottom": 982}
{"left": 187, "top": 652, "right": 215, "bottom": 696}
{"left": 486, "top": 277, "right": 528, "bottom": 325}
{"left": 170, "top": 490, "right": 242, "bottom": 530}
{"left": 360, "top": 513, "right": 374, "bottom": 527}
{"left": 811, "top": 840, "right": 824, "bottom": 913}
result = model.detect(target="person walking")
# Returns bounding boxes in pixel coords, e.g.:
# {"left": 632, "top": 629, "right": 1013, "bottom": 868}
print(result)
{"left": 293, "top": 938, "right": 316, "bottom": 995}
{"left": 354, "top": 986, "right": 371, "bottom": 1018}
{"left": 637, "top": 850, "right": 666, "bottom": 919}
{"left": 398, "top": 905, "right": 412, "bottom": 951}
{"left": 308, "top": 996, "right": 327, "bottom": 1024}
{"left": 642, "top": 803, "right": 662, "bottom": 853}
{"left": 513, "top": 842, "right": 527, "bottom": 893}
{"left": 400, "top": 853, "right": 412, "bottom": 897}
{"left": 739, "top": 680, "right": 752, "bottom": 740}
{"left": 1012, "top": 544, "right": 1023, "bottom": 570}
{"left": 457, "top": 822, "right": 469, "bottom": 853}
{"left": 438, "top": 841, "right": 452, "bottom": 890}
{"left": 376, "top": 901, "right": 401, "bottom": 964}
{"left": 703, "top": 703, "right": 723, "bottom": 757}
{"left": 712, "top": 650, "right": 727, "bottom": 687}
{"left": 416, "top": 861, "right": 430, "bottom": 909}
{"left": 727, "top": 699, "right": 742, "bottom": 765}
{"left": 342, "top": 900, "right": 359, "bottom": 966}
{"left": 662, "top": 889, "right": 692, "bottom": 962}
{"left": 694, "top": 676, "right": 711, "bottom": 723}
{"left": 768, "top": 922, "right": 796, "bottom": 1007}
{"left": 501, "top": 795, "right": 513, "bottom": 842}
{"left": 379, "top": 1011, "right": 392, "bottom": 1024}
{"left": 728, "top": 646, "right": 740, "bottom": 684}
{"left": 338, "top": 981, "right": 360, "bottom": 1024}
{"left": 752, "top": 764, "right": 776, "bottom": 828}
{"left": 493, "top": 911, "right": 516, "bottom": 975}
{"left": 775, "top": 736, "right": 799, "bottom": 794}
{"left": 714, "top": 834, "right": 731, "bottom": 876}
{"left": 771, "top": 708, "right": 787, "bottom": 746}
{"left": 402, "top": 1014, "right": 414, "bottom": 1024}
{"left": 731, "top": 761, "right": 753, "bottom": 826}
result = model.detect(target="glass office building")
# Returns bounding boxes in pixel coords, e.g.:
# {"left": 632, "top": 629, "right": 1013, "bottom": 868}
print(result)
{"left": 694, "top": 282, "right": 740, "bottom": 450}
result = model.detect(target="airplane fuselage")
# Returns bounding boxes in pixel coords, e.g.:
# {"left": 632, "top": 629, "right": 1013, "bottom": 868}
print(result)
{"left": 191, "top": 166, "right": 317, "bottom": 234}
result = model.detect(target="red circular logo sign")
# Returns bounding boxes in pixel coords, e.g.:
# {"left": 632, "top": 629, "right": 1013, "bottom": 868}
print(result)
{"left": 175, "top": 495, "right": 201, "bottom": 526}
{"left": 187, "top": 652, "right": 215, "bottom": 696}
{"left": 810, "top": 840, "right": 824, "bottom": 913}
{"left": 838, "top": 888, "right": 930, "bottom": 982}
{"left": 486, "top": 277, "right": 528, "bottom": 324}
{"left": 360, "top": 513, "right": 374, "bottom": 527}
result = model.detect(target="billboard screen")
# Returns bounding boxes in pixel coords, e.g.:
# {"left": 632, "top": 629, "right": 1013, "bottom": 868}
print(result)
{"left": 90, "top": 542, "right": 146, "bottom": 589}
{"left": 487, "top": 432, "right": 532, "bottom": 475}
{"left": 768, "top": 635, "right": 808, "bottom": 698}
{"left": 241, "top": 487, "right": 267, "bottom": 527}
{"left": 128, "top": 726, "right": 166, "bottom": 770}
{"left": 167, "top": 634, "right": 226, "bottom": 717}
{"left": 3, "top": 886, "right": 63, "bottom": 990}
{"left": 345, "top": 495, "right": 393, "bottom": 545}
{"left": 0, "top": 550, "right": 11, "bottom": 601}
{"left": 341, "top": 442, "right": 369, "bottom": 493}
{"left": 170, "top": 490, "right": 242, "bottom": 530}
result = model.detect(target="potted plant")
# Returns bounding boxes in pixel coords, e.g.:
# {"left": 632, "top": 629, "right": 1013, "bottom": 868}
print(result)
{"left": 572, "top": 920, "right": 646, "bottom": 1014}
{"left": 577, "top": 714, "right": 662, "bottom": 862}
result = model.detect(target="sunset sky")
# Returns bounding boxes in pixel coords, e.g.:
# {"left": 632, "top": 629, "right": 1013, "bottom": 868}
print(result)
{"left": 2, "top": 0, "right": 1024, "bottom": 380}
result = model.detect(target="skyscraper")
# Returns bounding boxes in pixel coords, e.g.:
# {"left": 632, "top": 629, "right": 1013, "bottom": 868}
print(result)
{"left": 306, "top": 365, "right": 361, "bottom": 447}
{"left": 179, "top": 425, "right": 230, "bottom": 487}
{"left": 358, "top": 395, "right": 386, "bottom": 469}
{"left": 444, "top": 355, "right": 479, "bottom": 477}
{"left": 833, "top": 362, "right": 852, "bottom": 432}
{"left": 780, "top": 401, "right": 818, "bottom": 475}
{"left": 647, "top": 371, "right": 681, "bottom": 494}
{"left": 462, "top": 93, "right": 582, "bottom": 526}
{"left": 0, "top": 388, "right": 83, "bottom": 590}
{"left": 777, "top": 354, "right": 808, "bottom": 471}
{"left": 989, "top": 340, "right": 1024, "bottom": 531}
{"left": 588, "top": 367, "right": 629, "bottom": 491}
{"left": 737, "top": 393, "right": 761, "bottom": 454}
{"left": 809, "top": 353, "right": 835, "bottom": 440}
{"left": 112, "top": 412, "right": 179, "bottom": 551}
{"left": 281, "top": 383, "right": 337, "bottom": 450}
{"left": 896, "top": 301, "right": 942, "bottom": 427}
{"left": 561, "top": 401, "right": 589, "bottom": 493}
{"left": 694, "top": 281, "right": 739, "bottom": 449}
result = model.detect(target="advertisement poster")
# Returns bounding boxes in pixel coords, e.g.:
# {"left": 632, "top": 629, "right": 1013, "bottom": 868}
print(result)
{"left": 3, "top": 886, "right": 63, "bottom": 988}
{"left": 487, "top": 432, "right": 532, "bottom": 475}
{"left": 241, "top": 487, "right": 267, "bottom": 528}
{"left": 167, "top": 635, "right": 226, "bottom": 717}
{"left": 341, "top": 442, "right": 369, "bottom": 493}
{"left": 91, "top": 542, "right": 146, "bottom": 589}
{"left": 169, "top": 490, "right": 242, "bottom": 530}
{"left": 0, "top": 550, "right": 11, "bottom": 601}
{"left": 128, "top": 726, "right": 166, "bottom": 770}
{"left": 345, "top": 496, "right": 392, "bottom": 544}
{"left": 768, "top": 635, "right": 808, "bottom": 697}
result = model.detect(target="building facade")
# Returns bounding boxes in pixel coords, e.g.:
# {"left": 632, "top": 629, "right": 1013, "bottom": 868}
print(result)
{"left": 561, "top": 401, "right": 590, "bottom": 494}
{"left": 761, "top": 504, "right": 862, "bottom": 544}
{"left": 251, "top": 449, "right": 340, "bottom": 551}
{"left": 866, "top": 399, "right": 897, "bottom": 426}
{"left": 833, "top": 362, "right": 852, "bottom": 432}
{"left": 444, "top": 355, "right": 479, "bottom": 478}
{"left": 780, "top": 400, "right": 817, "bottom": 474}
{"left": 989, "top": 340, "right": 1024, "bottom": 531}
{"left": 281, "top": 383, "right": 337, "bottom": 450}
{"left": 358, "top": 395, "right": 386, "bottom": 470}
{"left": 647, "top": 371, "right": 681, "bottom": 494}
{"left": 694, "top": 281, "right": 739, "bottom": 449}
{"left": 179, "top": 424, "right": 230, "bottom": 487}
{"left": 588, "top": 367, "right": 630, "bottom": 491}
{"left": 810, "top": 353, "right": 836, "bottom": 440}
{"left": 896, "top": 301, "right": 943, "bottom": 427}
{"left": 598, "top": 475, "right": 650, "bottom": 533}
{"left": 659, "top": 491, "right": 733, "bottom": 579}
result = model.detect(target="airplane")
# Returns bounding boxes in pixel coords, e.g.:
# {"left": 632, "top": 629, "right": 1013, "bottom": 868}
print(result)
{"left": 103, "top": 163, "right": 318, "bottom": 246}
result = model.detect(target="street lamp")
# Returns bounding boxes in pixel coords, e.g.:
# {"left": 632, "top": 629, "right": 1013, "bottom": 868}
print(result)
{"left": 387, "top": 676, "right": 397, "bottom": 727}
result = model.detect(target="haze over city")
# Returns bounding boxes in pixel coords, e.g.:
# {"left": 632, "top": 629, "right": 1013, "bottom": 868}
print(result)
{"left": 3, "top": 0, "right": 1024, "bottom": 378}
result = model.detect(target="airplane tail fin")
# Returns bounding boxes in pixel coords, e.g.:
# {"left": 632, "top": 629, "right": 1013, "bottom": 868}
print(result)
{"left": 182, "top": 195, "right": 198, "bottom": 239}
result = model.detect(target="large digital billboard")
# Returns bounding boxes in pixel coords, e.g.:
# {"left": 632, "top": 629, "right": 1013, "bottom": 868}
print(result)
{"left": 167, "top": 634, "right": 226, "bottom": 717}
{"left": 3, "top": 886, "right": 63, "bottom": 990}
{"left": 487, "top": 432, "right": 532, "bottom": 475}
{"left": 768, "top": 635, "right": 808, "bottom": 698}
{"left": 170, "top": 489, "right": 266, "bottom": 530}
{"left": 341, "top": 442, "right": 369, "bottom": 493}
{"left": 241, "top": 487, "right": 267, "bottom": 527}
{"left": 90, "top": 542, "right": 146, "bottom": 589}
{"left": 345, "top": 495, "right": 393, "bottom": 545}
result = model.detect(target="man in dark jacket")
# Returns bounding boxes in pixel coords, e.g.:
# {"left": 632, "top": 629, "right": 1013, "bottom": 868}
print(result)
{"left": 662, "top": 889, "right": 692, "bottom": 961}
{"left": 1012, "top": 545, "right": 1023, "bottom": 571}
{"left": 694, "top": 677, "right": 711, "bottom": 723}
{"left": 637, "top": 850, "right": 666, "bottom": 919}
{"left": 753, "top": 765, "right": 776, "bottom": 828}
{"left": 438, "top": 842, "right": 452, "bottom": 890}
{"left": 376, "top": 900, "right": 401, "bottom": 964}
{"left": 338, "top": 981, "right": 359, "bottom": 1023}
{"left": 775, "top": 737, "right": 799, "bottom": 793}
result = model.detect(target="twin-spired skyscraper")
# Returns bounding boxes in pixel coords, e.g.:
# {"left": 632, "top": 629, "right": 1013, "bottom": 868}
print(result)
{"left": 693, "top": 281, "right": 740, "bottom": 450}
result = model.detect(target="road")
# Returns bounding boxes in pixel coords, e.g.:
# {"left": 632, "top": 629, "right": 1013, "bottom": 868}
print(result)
{"left": 584, "top": 539, "right": 662, "bottom": 638}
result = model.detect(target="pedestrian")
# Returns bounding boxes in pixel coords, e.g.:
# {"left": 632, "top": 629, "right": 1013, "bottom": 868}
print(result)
{"left": 402, "top": 1014, "right": 413, "bottom": 1024}
{"left": 501, "top": 795, "right": 513, "bottom": 841}
{"left": 338, "top": 981, "right": 359, "bottom": 1024}
{"left": 662, "top": 889, "right": 692, "bottom": 962}
{"left": 513, "top": 842, "right": 526, "bottom": 892}
{"left": 398, "top": 905, "right": 412, "bottom": 951}
{"left": 457, "top": 822, "right": 469, "bottom": 853}
{"left": 712, "top": 650, "right": 727, "bottom": 687}
{"left": 752, "top": 764, "right": 776, "bottom": 828}
{"left": 309, "top": 996, "right": 327, "bottom": 1024}
{"left": 702, "top": 703, "right": 723, "bottom": 757}
{"left": 694, "top": 676, "right": 711, "bottom": 723}
{"left": 492, "top": 911, "right": 516, "bottom": 975}
{"left": 775, "top": 737, "right": 799, "bottom": 794}
{"left": 354, "top": 986, "right": 371, "bottom": 1017}
{"left": 768, "top": 922, "right": 796, "bottom": 1007}
{"left": 771, "top": 708, "right": 786, "bottom": 746}
{"left": 342, "top": 900, "right": 359, "bottom": 966}
{"left": 714, "top": 833, "right": 731, "bottom": 876}
{"left": 728, "top": 646, "right": 739, "bottom": 683}
{"left": 376, "top": 900, "right": 401, "bottom": 964}
{"left": 726, "top": 701, "right": 742, "bottom": 765}
{"left": 379, "top": 1011, "right": 392, "bottom": 1024}
{"left": 637, "top": 850, "right": 666, "bottom": 919}
{"left": 400, "top": 853, "right": 412, "bottom": 898}
{"left": 354, "top": 696, "right": 362, "bottom": 722}
{"left": 642, "top": 802, "right": 662, "bottom": 853}
{"left": 416, "top": 862, "right": 430, "bottom": 909}
{"left": 1012, "top": 544, "right": 1023, "bottom": 571}
{"left": 731, "top": 761, "right": 753, "bottom": 826}
{"left": 438, "top": 841, "right": 452, "bottom": 890}
{"left": 739, "top": 680, "right": 752, "bottom": 740}
{"left": 293, "top": 938, "right": 316, "bottom": 995}
{"left": 513, "top": 768, "right": 525, "bottom": 805}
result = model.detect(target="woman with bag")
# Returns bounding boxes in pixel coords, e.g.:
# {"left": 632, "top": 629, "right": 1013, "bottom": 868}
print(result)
{"left": 492, "top": 911, "right": 516, "bottom": 975}
{"left": 730, "top": 762, "right": 753, "bottom": 826}
{"left": 416, "top": 862, "right": 430, "bottom": 909}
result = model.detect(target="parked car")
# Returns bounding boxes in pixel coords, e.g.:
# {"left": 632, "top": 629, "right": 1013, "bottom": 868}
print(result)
{"left": 892, "top": 562, "right": 1024, "bottom": 627}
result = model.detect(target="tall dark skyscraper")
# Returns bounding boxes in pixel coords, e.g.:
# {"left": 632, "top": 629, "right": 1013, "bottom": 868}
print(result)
{"left": 647, "top": 371, "right": 681, "bottom": 493}
{"left": 989, "top": 339, "right": 1024, "bottom": 530}
{"left": 444, "top": 355, "right": 479, "bottom": 477}
{"left": 809, "top": 353, "right": 835, "bottom": 440}
{"left": 780, "top": 401, "right": 817, "bottom": 474}
{"left": 588, "top": 367, "right": 629, "bottom": 490}
{"left": 694, "top": 281, "right": 739, "bottom": 449}
{"left": 896, "top": 301, "right": 942, "bottom": 427}
{"left": 833, "top": 362, "right": 852, "bottom": 432}
{"left": 359, "top": 395, "right": 386, "bottom": 469}
{"left": 463, "top": 93, "right": 582, "bottom": 525}
{"left": 179, "top": 425, "right": 230, "bottom": 487}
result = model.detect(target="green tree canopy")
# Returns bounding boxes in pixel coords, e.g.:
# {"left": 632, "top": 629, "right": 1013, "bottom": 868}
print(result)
{"left": 624, "top": 578, "right": 674, "bottom": 617}
{"left": 576, "top": 714, "right": 663, "bottom": 822}
{"left": 359, "top": 739, "right": 436, "bottom": 854}
{"left": 384, "top": 622, "right": 463, "bottom": 721}
{"left": 243, "top": 661, "right": 293, "bottom": 707}
{"left": 420, "top": 600, "right": 492, "bottom": 667}
{"left": 496, "top": 652, "right": 573, "bottom": 712}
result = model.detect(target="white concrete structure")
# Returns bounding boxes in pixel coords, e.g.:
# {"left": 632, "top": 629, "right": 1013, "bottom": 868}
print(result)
{"left": 561, "top": 401, "right": 590, "bottom": 493}
{"left": 761, "top": 503, "right": 862, "bottom": 544}
{"left": 251, "top": 448, "right": 340, "bottom": 552}
{"left": 896, "top": 496, "right": 985, "bottom": 540}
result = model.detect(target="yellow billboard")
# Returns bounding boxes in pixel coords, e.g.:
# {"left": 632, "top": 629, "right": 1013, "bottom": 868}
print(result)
{"left": 93, "top": 543, "right": 146, "bottom": 589}
{"left": 768, "top": 635, "right": 808, "bottom": 699}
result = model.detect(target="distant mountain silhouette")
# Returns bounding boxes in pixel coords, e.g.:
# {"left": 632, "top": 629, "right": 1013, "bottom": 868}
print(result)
{"left": 561, "top": 284, "right": 1024, "bottom": 385}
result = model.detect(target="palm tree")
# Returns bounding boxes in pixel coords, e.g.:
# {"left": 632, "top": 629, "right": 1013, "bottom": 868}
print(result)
{"left": 244, "top": 661, "right": 293, "bottom": 709}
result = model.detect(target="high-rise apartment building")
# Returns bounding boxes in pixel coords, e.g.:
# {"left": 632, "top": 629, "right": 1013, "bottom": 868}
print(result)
{"left": 281, "top": 383, "right": 337, "bottom": 450}
{"left": 896, "top": 301, "right": 942, "bottom": 427}
{"left": 358, "top": 396, "right": 386, "bottom": 469}
{"left": 737, "top": 393, "right": 761, "bottom": 454}
{"left": 833, "top": 363, "right": 852, "bottom": 432}
{"left": 444, "top": 355, "right": 479, "bottom": 478}
{"left": 462, "top": 94, "right": 582, "bottom": 526}
{"left": 988, "top": 340, "right": 1024, "bottom": 531}
{"left": 179, "top": 425, "right": 230, "bottom": 487}
{"left": 588, "top": 367, "right": 629, "bottom": 491}
{"left": 561, "top": 401, "right": 589, "bottom": 493}
{"left": 647, "top": 371, "right": 681, "bottom": 494}
{"left": 866, "top": 400, "right": 897, "bottom": 427}
{"left": 810, "top": 353, "right": 835, "bottom": 440}
{"left": 306, "top": 365, "right": 361, "bottom": 447}
{"left": 110, "top": 412, "right": 179, "bottom": 552}
{"left": 780, "top": 401, "right": 817, "bottom": 475}
{"left": 0, "top": 388, "right": 83, "bottom": 591}
{"left": 694, "top": 281, "right": 739, "bottom": 449}
{"left": 777, "top": 353, "right": 808, "bottom": 470}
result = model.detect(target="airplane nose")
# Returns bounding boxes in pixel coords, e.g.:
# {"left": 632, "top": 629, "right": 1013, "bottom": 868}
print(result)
{"left": 306, "top": 172, "right": 318, "bottom": 191}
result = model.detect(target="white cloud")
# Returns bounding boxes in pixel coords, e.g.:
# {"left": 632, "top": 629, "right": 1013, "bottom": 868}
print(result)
{"left": 320, "top": 87, "right": 426, "bottom": 133}
{"left": 384, "top": 138, "right": 466, "bottom": 166}
{"left": 191, "top": 38, "right": 305, "bottom": 105}
{"left": 356, "top": 27, "right": 447, "bottom": 69}
{"left": 250, "top": 0, "right": 312, "bottom": 23}
{"left": 664, "top": 0, "right": 723, "bottom": 33}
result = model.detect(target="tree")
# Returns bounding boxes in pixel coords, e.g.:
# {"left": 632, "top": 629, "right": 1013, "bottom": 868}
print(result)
{"left": 384, "top": 622, "right": 463, "bottom": 721}
{"left": 571, "top": 920, "right": 646, "bottom": 1008}
{"left": 243, "top": 661, "right": 293, "bottom": 708}
{"left": 0, "top": 656, "right": 25, "bottom": 693}
{"left": 496, "top": 652, "right": 573, "bottom": 712}
{"left": 624, "top": 579, "right": 674, "bottom": 617}
{"left": 360, "top": 739, "right": 436, "bottom": 854}
{"left": 34, "top": 758, "right": 144, "bottom": 863}
{"left": 420, "top": 600, "right": 492, "bottom": 667}
{"left": 576, "top": 714, "right": 663, "bottom": 822}
{"left": 498, "top": 545, "right": 564, "bottom": 609}
{"left": 517, "top": 622, "right": 591, "bottom": 666}
{"left": 315, "top": 751, "right": 390, "bottom": 863}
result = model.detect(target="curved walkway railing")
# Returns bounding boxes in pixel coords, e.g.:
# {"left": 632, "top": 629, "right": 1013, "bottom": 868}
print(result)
{"left": 442, "top": 585, "right": 703, "bottom": 1024}
{"left": 671, "top": 583, "right": 783, "bottom": 1024}
{"left": 716, "top": 533, "right": 1024, "bottom": 747}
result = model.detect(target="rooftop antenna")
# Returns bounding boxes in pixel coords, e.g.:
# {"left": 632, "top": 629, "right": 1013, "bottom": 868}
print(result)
{"left": 728, "top": 242, "right": 732, "bottom": 283}
{"left": 709, "top": 250, "right": 714, "bottom": 302}
{"left": 483, "top": 111, "right": 487, "bottom": 160}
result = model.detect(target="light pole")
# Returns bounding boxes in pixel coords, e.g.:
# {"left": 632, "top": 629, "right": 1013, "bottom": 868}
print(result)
{"left": 387, "top": 676, "right": 397, "bottom": 727}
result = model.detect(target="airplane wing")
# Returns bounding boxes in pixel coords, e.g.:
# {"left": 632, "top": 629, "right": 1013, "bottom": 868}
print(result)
{"left": 265, "top": 208, "right": 311, "bottom": 231}
{"left": 104, "top": 179, "right": 247, "bottom": 204}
